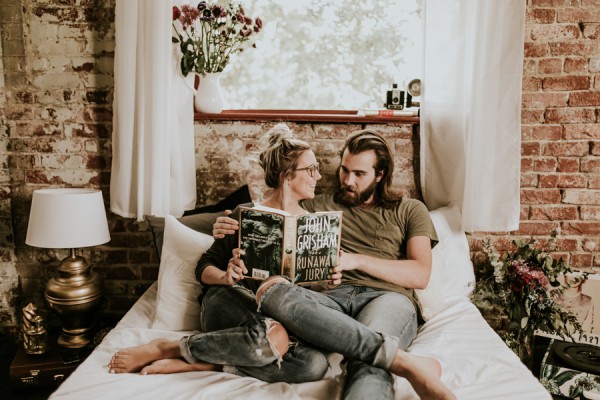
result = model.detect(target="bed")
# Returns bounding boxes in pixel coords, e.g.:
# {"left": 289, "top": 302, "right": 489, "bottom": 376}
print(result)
{"left": 49, "top": 205, "right": 551, "bottom": 400}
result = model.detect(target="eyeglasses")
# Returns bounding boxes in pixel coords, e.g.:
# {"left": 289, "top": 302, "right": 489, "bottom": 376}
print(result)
{"left": 294, "top": 163, "right": 320, "bottom": 178}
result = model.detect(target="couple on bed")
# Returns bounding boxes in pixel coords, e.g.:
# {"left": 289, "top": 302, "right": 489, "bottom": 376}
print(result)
{"left": 108, "top": 124, "right": 456, "bottom": 400}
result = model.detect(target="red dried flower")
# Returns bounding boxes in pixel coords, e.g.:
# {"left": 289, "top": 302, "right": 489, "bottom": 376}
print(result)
{"left": 173, "top": 6, "right": 181, "bottom": 21}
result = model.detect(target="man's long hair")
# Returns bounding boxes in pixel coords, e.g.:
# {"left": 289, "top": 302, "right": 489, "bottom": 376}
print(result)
{"left": 337, "top": 129, "right": 402, "bottom": 208}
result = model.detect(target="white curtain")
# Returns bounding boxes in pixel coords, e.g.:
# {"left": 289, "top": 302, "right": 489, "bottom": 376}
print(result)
{"left": 111, "top": 0, "right": 196, "bottom": 221}
{"left": 420, "top": 0, "right": 525, "bottom": 232}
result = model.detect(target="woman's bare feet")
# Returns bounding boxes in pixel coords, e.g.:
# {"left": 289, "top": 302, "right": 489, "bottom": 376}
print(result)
{"left": 108, "top": 339, "right": 181, "bottom": 374}
{"left": 140, "top": 358, "right": 220, "bottom": 375}
{"left": 390, "top": 350, "right": 457, "bottom": 400}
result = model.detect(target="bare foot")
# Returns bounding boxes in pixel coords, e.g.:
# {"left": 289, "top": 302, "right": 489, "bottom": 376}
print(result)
{"left": 140, "top": 358, "right": 220, "bottom": 375}
{"left": 108, "top": 339, "right": 181, "bottom": 374}
{"left": 390, "top": 351, "right": 456, "bottom": 400}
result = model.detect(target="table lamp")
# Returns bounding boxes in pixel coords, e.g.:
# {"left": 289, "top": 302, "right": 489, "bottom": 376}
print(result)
{"left": 26, "top": 188, "right": 110, "bottom": 349}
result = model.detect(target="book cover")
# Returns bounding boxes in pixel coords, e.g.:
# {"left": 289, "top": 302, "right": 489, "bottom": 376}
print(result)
{"left": 238, "top": 207, "right": 342, "bottom": 284}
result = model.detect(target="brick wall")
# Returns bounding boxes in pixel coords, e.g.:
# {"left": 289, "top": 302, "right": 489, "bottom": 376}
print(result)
{"left": 0, "top": 0, "right": 599, "bottom": 332}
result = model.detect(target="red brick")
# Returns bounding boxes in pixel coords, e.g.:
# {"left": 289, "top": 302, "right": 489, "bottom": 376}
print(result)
{"left": 555, "top": 238, "right": 580, "bottom": 251}
{"left": 543, "top": 75, "right": 590, "bottom": 90}
{"left": 563, "top": 124, "right": 600, "bottom": 139}
{"left": 563, "top": 222, "right": 600, "bottom": 236}
{"left": 557, "top": 173, "right": 588, "bottom": 187}
{"left": 522, "top": 141, "right": 542, "bottom": 156}
{"left": 530, "top": 205, "right": 579, "bottom": 220}
{"left": 557, "top": 157, "right": 580, "bottom": 172}
{"left": 522, "top": 77, "right": 543, "bottom": 91}
{"left": 564, "top": 57, "right": 589, "bottom": 73}
{"left": 581, "top": 206, "right": 600, "bottom": 220}
{"left": 524, "top": 42, "right": 550, "bottom": 57}
{"left": 558, "top": 8, "right": 600, "bottom": 23}
{"left": 570, "top": 253, "right": 594, "bottom": 269}
{"left": 549, "top": 41, "right": 599, "bottom": 56}
{"left": 582, "top": 157, "right": 600, "bottom": 172}
{"left": 589, "top": 174, "right": 600, "bottom": 188}
{"left": 522, "top": 92, "right": 568, "bottom": 108}
{"left": 522, "top": 157, "right": 535, "bottom": 172}
{"left": 538, "top": 58, "right": 563, "bottom": 74}
{"left": 523, "top": 125, "right": 562, "bottom": 140}
{"left": 528, "top": 8, "right": 556, "bottom": 24}
{"left": 544, "top": 141, "right": 590, "bottom": 156}
{"left": 515, "top": 221, "right": 560, "bottom": 235}
{"left": 544, "top": 108, "right": 596, "bottom": 124}
{"left": 521, "top": 188, "right": 563, "bottom": 203}
{"left": 539, "top": 174, "right": 559, "bottom": 187}
{"left": 534, "top": 157, "right": 559, "bottom": 171}
{"left": 569, "top": 91, "right": 600, "bottom": 106}
{"left": 592, "top": 142, "right": 600, "bottom": 155}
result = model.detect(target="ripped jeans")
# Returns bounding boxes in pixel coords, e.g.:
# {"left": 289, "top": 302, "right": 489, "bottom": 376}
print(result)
{"left": 258, "top": 283, "right": 418, "bottom": 400}
{"left": 179, "top": 285, "right": 329, "bottom": 383}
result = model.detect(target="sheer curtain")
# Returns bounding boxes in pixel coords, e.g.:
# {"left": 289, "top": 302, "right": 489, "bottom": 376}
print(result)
{"left": 420, "top": 0, "right": 525, "bottom": 232}
{"left": 110, "top": 0, "right": 196, "bottom": 221}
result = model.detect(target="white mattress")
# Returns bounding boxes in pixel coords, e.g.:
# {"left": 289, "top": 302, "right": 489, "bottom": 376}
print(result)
{"left": 49, "top": 282, "right": 551, "bottom": 400}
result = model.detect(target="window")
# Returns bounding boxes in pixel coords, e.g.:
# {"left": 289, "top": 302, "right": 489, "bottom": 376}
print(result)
{"left": 221, "top": 0, "right": 423, "bottom": 110}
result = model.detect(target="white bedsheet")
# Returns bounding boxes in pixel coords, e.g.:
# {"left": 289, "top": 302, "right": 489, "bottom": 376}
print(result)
{"left": 50, "top": 282, "right": 550, "bottom": 400}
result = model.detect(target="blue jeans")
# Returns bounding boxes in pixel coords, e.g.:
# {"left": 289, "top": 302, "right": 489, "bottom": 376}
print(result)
{"left": 179, "top": 285, "right": 329, "bottom": 383}
{"left": 258, "top": 283, "right": 418, "bottom": 400}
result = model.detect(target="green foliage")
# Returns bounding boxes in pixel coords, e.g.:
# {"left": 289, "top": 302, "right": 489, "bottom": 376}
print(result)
{"left": 471, "top": 235, "right": 583, "bottom": 362}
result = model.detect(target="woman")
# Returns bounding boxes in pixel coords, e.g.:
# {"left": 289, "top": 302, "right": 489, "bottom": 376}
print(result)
{"left": 108, "top": 124, "right": 336, "bottom": 383}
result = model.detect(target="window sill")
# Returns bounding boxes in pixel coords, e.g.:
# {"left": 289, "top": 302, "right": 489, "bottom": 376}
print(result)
{"left": 194, "top": 110, "right": 420, "bottom": 124}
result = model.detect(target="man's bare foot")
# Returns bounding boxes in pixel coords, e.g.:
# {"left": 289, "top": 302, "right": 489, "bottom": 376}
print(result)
{"left": 140, "top": 358, "right": 220, "bottom": 375}
{"left": 390, "top": 350, "right": 457, "bottom": 400}
{"left": 108, "top": 339, "right": 181, "bottom": 374}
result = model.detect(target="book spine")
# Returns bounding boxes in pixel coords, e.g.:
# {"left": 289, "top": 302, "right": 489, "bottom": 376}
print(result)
{"left": 282, "top": 215, "right": 297, "bottom": 279}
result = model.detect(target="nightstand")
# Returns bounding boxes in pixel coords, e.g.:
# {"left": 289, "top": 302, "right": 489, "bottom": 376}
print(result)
{"left": 9, "top": 332, "right": 90, "bottom": 388}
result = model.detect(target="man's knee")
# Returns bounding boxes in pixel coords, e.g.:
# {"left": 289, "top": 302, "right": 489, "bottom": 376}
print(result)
{"left": 255, "top": 275, "right": 289, "bottom": 304}
{"left": 266, "top": 320, "right": 289, "bottom": 358}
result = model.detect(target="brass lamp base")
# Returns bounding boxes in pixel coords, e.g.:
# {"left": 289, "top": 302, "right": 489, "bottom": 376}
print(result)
{"left": 45, "top": 249, "right": 103, "bottom": 349}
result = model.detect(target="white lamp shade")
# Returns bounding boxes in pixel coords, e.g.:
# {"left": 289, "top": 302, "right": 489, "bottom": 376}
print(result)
{"left": 26, "top": 188, "right": 111, "bottom": 249}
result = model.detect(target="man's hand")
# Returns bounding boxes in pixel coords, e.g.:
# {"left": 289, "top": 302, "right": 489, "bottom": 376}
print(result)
{"left": 222, "top": 248, "right": 248, "bottom": 285}
{"left": 213, "top": 209, "right": 239, "bottom": 239}
{"left": 338, "top": 250, "right": 361, "bottom": 271}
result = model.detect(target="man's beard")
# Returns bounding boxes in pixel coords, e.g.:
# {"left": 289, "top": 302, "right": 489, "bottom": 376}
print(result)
{"left": 335, "top": 178, "right": 378, "bottom": 207}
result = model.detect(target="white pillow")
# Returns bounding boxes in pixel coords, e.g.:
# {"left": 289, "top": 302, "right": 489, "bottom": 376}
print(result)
{"left": 152, "top": 215, "right": 214, "bottom": 331}
{"left": 416, "top": 205, "right": 475, "bottom": 320}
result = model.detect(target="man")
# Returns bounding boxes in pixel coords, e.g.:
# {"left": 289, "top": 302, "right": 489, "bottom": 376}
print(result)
{"left": 215, "top": 130, "right": 455, "bottom": 400}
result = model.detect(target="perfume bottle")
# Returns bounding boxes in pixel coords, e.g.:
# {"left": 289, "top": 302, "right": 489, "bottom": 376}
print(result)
{"left": 22, "top": 303, "right": 47, "bottom": 355}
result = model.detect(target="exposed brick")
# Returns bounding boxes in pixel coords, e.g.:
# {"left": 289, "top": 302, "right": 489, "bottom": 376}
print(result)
{"left": 522, "top": 92, "right": 568, "bottom": 108}
{"left": 534, "top": 157, "right": 559, "bottom": 171}
{"left": 543, "top": 141, "right": 590, "bottom": 156}
{"left": 528, "top": 8, "right": 556, "bottom": 24}
{"left": 522, "top": 76, "right": 543, "bottom": 91}
{"left": 548, "top": 41, "right": 599, "bottom": 56}
{"left": 531, "top": 24, "right": 581, "bottom": 41}
{"left": 557, "top": 8, "right": 600, "bottom": 23}
{"left": 546, "top": 107, "right": 596, "bottom": 124}
{"left": 515, "top": 221, "right": 561, "bottom": 235}
{"left": 563, "top": 123, "right": 600, "bottom": 139}
{"left": 563, "top": 189, "right": 600, "bottom": 204}
{"left": 539, "top": 174, "right": 559, "bottom": 187}
{"left": 558, "top": 173, "right": 588, "bottom": 187}
{"left": 557, "top": 157, "right": 580, "bottom": 172}
{"left": 582, "top": 157, "right": 600, "bottom": 172}
{"left": 530, "top": 205, "right": 579, "bottom": 220}
{"left": 522, "top": 157, "right": 535, "bottom": 172}
{"left": 522, "top": 141, "right": 542, "bottom": 156}
{"left": 521, "top": 188, "right": 563, "bottom": 204}
{"left": 522, "top": 173, "right": 539, "bottom": 187}
{"left": 569, "top": 253, "right": 594, "bottom": 268}
{"left": 569, "top": 91, "right": 600, "bottom": 106}
{"left": 538, "top": 58, "right": 563, "bottom": 74}
{"left": 581, "top": 206, "right": 600, "bottom": 220}
{"left": 564, "top": 57, "right": 589, "bottom": 73}
{"left": 524, "top": 42, "right": 550, "bottom": 57}
{"left": 543, "top": 75, "right": 591, "bottom": 90}
{"left": 589, "top": 174, "right": 600, "bottom": 188}
{"left": 522, "top": 109, "right": 545, "bottom": 124}
{"left": 523, "top": 125, "right": 562, "bottom": 140}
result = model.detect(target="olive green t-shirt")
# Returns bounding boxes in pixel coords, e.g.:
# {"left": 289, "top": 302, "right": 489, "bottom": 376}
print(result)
{"left": 301, "top": 194, "right": 438, "bottom": 313}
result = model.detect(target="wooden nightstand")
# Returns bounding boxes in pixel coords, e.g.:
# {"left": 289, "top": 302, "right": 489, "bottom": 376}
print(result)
{"left": 9, "top": 332, "right": 90, "bottom": 388}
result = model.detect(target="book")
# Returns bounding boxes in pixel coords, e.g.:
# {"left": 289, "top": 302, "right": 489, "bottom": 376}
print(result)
{"left": 357, "top": 108, "right": 420, "bottom": 117}
{"left": 238, "top": 207, "right": 343, "bottom": 284}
